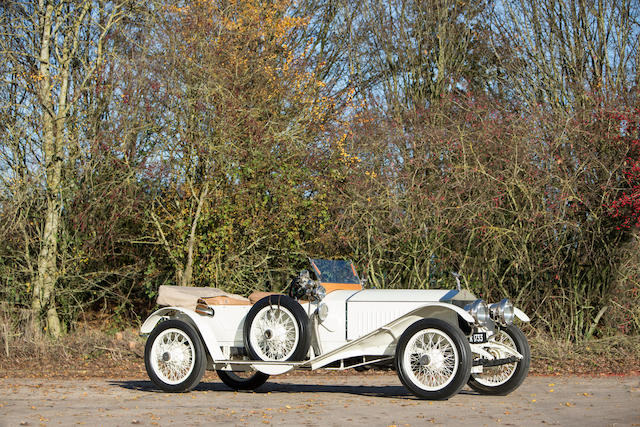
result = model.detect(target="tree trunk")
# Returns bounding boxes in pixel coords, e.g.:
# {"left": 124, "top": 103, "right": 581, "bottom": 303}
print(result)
{"left": 31, "top": 0, "right": 62, "bottom": 338}
{"left": 180, "top": 183, "right": 209, "bottom": 287}
{"left": 32, "top": 194, "right": 63, "bottom": 337}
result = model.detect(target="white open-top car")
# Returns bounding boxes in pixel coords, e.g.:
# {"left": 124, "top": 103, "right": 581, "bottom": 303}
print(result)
{"left": 141, "top": 259, "right": 531, "bottom": 400}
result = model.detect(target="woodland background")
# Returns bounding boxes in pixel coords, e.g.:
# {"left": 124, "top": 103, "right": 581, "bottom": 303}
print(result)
{"left": 1, "top": 0, "right": 639, "bottom": 347}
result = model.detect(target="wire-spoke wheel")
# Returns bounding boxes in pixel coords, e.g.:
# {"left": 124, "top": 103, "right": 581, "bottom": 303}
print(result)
{"left": 145, "top": 320, "right": 206, "bottom": 392}
{"left": 250, "top": 305, "right": 299, "bottom": 360}
{"left": 468, "top": 324, "right": 530, "bottom": 395}
{"left": 217, "top": 369, "right": 270, "bottom": 390}
{"left": 244, "top": 295, "right": 310, "bottom": 362}
{"left": 396, "top": 319, "right": 471, "bottom": 400}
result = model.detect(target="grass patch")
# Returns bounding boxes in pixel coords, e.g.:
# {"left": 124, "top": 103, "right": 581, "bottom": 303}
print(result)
{"left": 530, "top": 332, "right": 640, "bottom": 375}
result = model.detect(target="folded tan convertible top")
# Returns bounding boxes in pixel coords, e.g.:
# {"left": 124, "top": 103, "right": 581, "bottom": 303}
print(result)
{"left": 157, "top": 285, "right": 249, "bottom": 311}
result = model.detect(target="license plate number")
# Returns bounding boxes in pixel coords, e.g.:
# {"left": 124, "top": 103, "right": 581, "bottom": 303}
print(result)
{"left": 469, "top": 332, "right": 487, "bottom": 344}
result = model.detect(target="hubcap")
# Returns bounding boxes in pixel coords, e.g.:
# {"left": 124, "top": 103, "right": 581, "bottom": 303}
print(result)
{"left": 419, "top": 354, "right": 431, "bottom": 366}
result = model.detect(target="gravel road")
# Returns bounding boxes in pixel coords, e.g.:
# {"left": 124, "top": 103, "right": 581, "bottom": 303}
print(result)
{"left": 1, "top": 373, "right": 638, "bottom": 426}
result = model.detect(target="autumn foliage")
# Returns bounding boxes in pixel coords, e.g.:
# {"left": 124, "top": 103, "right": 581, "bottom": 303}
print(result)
{"left": 0, "top": 0, "right": 638, "bottom": 341}
{"left": 608, "top": 108, "right": 640, "bottom": 230}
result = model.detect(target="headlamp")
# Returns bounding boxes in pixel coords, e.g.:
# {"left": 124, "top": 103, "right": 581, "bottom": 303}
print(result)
{"left": 490, "top": 298, "right": 515, "bottom": 325}
{"left": 466, "top": 299, "right": 490, "bottom": 325}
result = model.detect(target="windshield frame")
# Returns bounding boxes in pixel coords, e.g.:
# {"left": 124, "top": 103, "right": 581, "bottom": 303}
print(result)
{"left": 309, "top": 258, "right": 360, "bottom": 284}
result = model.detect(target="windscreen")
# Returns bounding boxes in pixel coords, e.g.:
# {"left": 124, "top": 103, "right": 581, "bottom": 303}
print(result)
{"left": 309, "top": 259, "right": 360, "bottom": 284}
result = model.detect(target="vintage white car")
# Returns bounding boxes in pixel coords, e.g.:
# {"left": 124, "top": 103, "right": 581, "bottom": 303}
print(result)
{"left": 141, "top": 259, "right": 531, "bottom": 400}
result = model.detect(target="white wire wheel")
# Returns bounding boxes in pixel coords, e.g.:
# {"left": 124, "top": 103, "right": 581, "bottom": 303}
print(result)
{"left": 395, "top": 318, "right": 472, "bottom": 400}
{"left": 467, "top": 324, "right": 530, "bottom": 395}
{"left": 471, "top": 330, "right": 518, "bottom": 387}
{"left": 144, "top": 320, "right": 206, "bottom": 392}
{"left": 402, "top": 328, "right": 460, "bottom": 391}
{"left": 248, "top": 305, "right": 300, "bottom": 360}
{"left": 243, "top": 295, "right": 311, "bottom": 362}
{"left": 150, "top": 328, "right": 196, "bottom": 384}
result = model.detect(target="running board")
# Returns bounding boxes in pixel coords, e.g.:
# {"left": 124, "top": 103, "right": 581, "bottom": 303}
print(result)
{"left": 214, "top": 360, "right": 305, "bottom": 366}
{"left": 213, "top": 359, "right": 305, "bottom": 375}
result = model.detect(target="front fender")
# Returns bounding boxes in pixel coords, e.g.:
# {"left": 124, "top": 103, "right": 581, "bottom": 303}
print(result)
{"left": 514, "top": 307, "right": 530, "bottom": 322}
{"left": 379, "top": 302, "right": 475, "bottom": 340}
{"left": 406, "top": 302, "right": 475, "bottom": 324}
{"left": 140, "top": 307, "right": 224, "bottom": 360}
{"left": 304, "top": 302, "right": 474, "bottom": 370}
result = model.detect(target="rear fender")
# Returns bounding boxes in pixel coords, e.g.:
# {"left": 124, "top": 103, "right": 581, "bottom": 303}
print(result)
{"left": 140, "top": 307, "right": 225, "bottom": 360}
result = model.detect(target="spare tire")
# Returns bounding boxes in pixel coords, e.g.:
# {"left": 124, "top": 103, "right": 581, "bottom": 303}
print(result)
{"left": 243, "top": 294, "right": 311, "bottom": 361}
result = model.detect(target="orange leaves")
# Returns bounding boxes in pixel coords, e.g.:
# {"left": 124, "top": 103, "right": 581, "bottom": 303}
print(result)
{"left": 164, "top": 0, "right": 332, "bottom": 123}
{"left": 334, "top": 132, "right": 361, "bottom": 166}
{"left": 170, "top": 0, "right": 307, "bottom": 46}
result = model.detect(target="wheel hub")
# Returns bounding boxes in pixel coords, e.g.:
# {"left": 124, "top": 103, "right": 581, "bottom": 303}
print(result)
{"left": 429, "top": 350, "right": 445, "bottom": 370}
{"left": 250, "top": 304, "right": 300, "bottom": 361}
{"left": 162, "top": 351, "right": 171, "bottom": 362}
{"left": 419, "top": 354, "right": 431, "bottom": 366}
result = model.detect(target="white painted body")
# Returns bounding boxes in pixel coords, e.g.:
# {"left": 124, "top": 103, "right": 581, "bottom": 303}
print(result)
{"left": 141, "top": 287, "right": 528, "bottom": 375}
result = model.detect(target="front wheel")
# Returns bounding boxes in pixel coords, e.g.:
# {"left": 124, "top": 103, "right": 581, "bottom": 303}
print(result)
{"left": 144, "top": 319, "right": 207, "bottom": 392}
{"left": 467, "top": 324, "right": 530, "bottom": 395}
{"left": 395, "top": 318, "right": 472, "bottom": 400}
{"left": 217, "top": 369, "right": 270, "bottom": 390}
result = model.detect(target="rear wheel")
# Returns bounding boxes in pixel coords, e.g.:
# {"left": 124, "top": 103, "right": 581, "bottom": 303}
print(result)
{"left": 144, "top": 320, "right": 207, "bottom": 392}
{"left": 395, "top": 318, "right": 472, "bottom": 400}
{"left": 467, "top": 324, "right": 530, "bottom": 395}
{"left": 217, "top": 369, "right": 270, "bottom": 390}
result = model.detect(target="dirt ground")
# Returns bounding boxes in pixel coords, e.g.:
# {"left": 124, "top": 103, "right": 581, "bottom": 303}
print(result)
{"left": 0, "top": 373, "right": 638, "bottom": 427}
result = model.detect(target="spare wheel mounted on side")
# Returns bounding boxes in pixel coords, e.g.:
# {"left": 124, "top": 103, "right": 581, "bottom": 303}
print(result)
{"left": 243, "top": 294, "right": 311, "bottom": 362}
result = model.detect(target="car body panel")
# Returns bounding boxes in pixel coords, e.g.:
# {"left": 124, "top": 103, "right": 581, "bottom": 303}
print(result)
{"left": 345, "top": 289, "right": 469, "bottom": 340}
{"left": 141, "top": 307, "right": 226, "bottom": 360}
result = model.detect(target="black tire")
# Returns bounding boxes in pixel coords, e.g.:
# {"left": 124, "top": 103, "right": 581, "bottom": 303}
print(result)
{"left": 395, "top": 318, "right": 472, "bottom": 400}
{"left": 467, "top": 324, "right": 530, "bottom": 395}
{"left": 216, "top": 370, "right": 270, "bottom": 390}
{"left": 243, "top": 294, "right": 311, "bottom": 361}
{"left": 144, "top": 319, "right": 207, "bottom": 392}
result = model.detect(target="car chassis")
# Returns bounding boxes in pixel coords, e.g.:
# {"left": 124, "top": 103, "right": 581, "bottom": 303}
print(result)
{"left": 141, "top": 259, "right": 530, "bottom": 400}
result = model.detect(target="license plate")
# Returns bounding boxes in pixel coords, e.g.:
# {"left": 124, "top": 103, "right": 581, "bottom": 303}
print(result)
{"left": 469, "top": 332, "right": 487, "bottom": 344}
